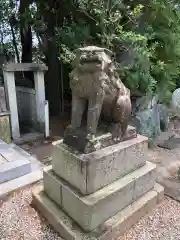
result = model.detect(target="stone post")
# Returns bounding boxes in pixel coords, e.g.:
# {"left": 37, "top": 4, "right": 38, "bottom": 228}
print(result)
{"left": 34, "top": 71, "right": 46, "bottom": 132}
{"left": 3, "top": 71, "right": 20, "bottom": 139}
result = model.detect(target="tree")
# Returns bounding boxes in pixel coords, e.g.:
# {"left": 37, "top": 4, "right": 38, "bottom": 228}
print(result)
{"left": 57, "top": 0, "right": 180, "bottom": 103}
{"left": 19, "top": 0, "right": 33, "bottom": 63}
{"left": 34, "top": 0, "right": 71, "bottom": 115}
{"left": 1, "top": 0, "right": 180, "bottom": 116}
{"left": 0, "top": 0, "right": 19, "bottom": 60}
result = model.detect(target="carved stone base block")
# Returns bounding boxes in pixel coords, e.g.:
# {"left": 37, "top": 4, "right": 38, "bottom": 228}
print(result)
{"left": 64, "top": 125, "right": 137, "bottom": 153}
{"left": 52, "top": 135, "right": 148, "bottom": 194}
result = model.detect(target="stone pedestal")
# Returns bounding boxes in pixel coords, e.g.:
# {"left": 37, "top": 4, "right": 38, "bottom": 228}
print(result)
{"left": 32, "top": 134, "right": 164, "bottom": 239}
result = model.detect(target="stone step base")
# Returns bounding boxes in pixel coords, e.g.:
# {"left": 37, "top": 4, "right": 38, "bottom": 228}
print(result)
{"left": 0, "top": 159, "right": 31, "bottom": 184}
{"left": 0, "top": 140, "right": 31, "bottom": 183}
{"left": 32, "top": 183, "right": 164, "bottom": 240}
{"left": 52, "top": 135, "right": 148, "bottom": 195}
{"left": 44, "top": 161, "right": 156, "bottom": 231}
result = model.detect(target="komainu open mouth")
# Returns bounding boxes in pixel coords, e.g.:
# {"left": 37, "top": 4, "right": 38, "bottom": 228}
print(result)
{"left": 80, "top": 55, "right": 102, "bottom": 65}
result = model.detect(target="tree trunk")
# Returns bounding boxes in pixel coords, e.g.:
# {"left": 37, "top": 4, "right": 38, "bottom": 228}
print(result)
{"left": 19, "top": 0, "right": 32, "bottom": 63}
{"left": 9, "top": 17, "right": 20, "bottom": 63}
{"left": 36, "top": 0, "right": 89, "bottom": 116}
{"left": 46, "top": 28, "right": 62, "bottom": 116}
{"left": 36, "top": 0, "right": 68, "bottom": 116}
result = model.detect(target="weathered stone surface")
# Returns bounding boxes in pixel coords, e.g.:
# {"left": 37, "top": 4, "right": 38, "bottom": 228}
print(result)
{"left": 44, "top": 168, "right": 62, "bottom": 205}
{"left": 0, "top": 113, "right": 11, "bottom": 143}
{"left": 0, "top": 87, "right": 7, "bottom": 112}
{"left": 64, "top": 46, "right": 132, "bottom": 151}
{"left": 64, "top": 125, "right": 136, "bottom": 154}
{"left": 3, "top": 63, "right": 48, "bottom": 72}
{"left": 156, "top": 135, "right": 180, "bottom": 150}
{"left": 134, "top": 105, "right": 161, "bottom": 140}
{"left": 44, "top": 161, "right": 156, "bottom": 231}
{"left": 132, "top": 95, "right": 170, "bottom": 140}
{"left": 32, "top": 183, "right": 164, "bottom": 240}
{"left": 158, "top": 104, "right": 169, "bottom": 131}
{"left": 157, "top": 162, "right": 180, "bottom": 201}
{"left": 52, "top": 135, "right": 148, "bottom": 194}
{"left": 3, "top": 71, "right": 20, "bottom": 139}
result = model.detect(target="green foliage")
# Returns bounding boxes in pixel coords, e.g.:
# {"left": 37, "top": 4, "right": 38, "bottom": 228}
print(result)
{"left": 1, "top": 0, "right": 180, "bottom": 104}
{"left": 56, "top": 0, "right": 180, "bottom": 102}
{"left": 0, "top": 0, "right": 20, "bottom": 58}
{"left": 57, "top": 22, "right": 92, "bottom": 64}
{"left": 143, "top": 0, "right": 180, "bottom": 102}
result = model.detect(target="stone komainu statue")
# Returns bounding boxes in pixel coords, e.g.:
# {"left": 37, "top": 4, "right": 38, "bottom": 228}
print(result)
{"left": 67, "top": 46, "right": 132, "bottom": 141}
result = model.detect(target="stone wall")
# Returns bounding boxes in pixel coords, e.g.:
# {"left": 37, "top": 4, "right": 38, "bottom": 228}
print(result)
{"left": 16, "top": 86, "right": 37, "bottom": 129}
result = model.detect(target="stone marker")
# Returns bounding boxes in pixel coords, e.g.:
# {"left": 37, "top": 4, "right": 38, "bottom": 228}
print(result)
{"left": 0, "top": 86, "right": 11, "bottom": 143}
{"left": 0, "top": 86, "right": 7, "bottom": 112}
{"left": 32, "top": 46, "right": 164, "bottom": 239}
{"left": 0, "top": 112, "right": 11, "bottom": 143}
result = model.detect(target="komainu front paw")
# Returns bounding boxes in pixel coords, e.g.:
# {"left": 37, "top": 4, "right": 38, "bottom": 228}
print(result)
{"left": 86, "top": 133, "right": 95, "bottom": 141}
{"left": 112, "top": 123, "right": 123, "bottom": 142}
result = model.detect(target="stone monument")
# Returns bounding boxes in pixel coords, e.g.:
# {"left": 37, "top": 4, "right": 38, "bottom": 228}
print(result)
{"left": 33, "top": 46, "right": 164, "bottom": 239}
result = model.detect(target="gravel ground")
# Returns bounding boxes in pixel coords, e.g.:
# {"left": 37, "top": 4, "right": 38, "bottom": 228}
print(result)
{"left": 0, "top": 185, "right": 62, "bottom": 240}
{"left": 120, "top": 197, "right": 180, "bottom": 240}
{"left": 0, "top": 185, "right": 180, "bottom": 240}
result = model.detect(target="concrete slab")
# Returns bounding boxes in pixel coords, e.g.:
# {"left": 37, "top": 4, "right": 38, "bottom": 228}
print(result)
{"left": 10, "top": 143, "right": 42, "bottom": 172}
{"left": 32, "top": 183, "right": 164, "bottom": 240}
{"left": 44, "top": 161, "right": 156, "bottom": 231}
{"left": 0, "top": 159, "right": 30, "bottom": 184}
{"left": 0, "top": 170, "right": 43, "bottom": 199}
{"left": 0, "top": 141, "right": 32, "bottom": 184}
{"left": 0, "top": 141, "right": 43, "bottom": 198}
{"left": 52, "top": 135, "right": 148, "bottom": 194}
{"left": 0, "top": 147, "right": 26, "bottom": 162}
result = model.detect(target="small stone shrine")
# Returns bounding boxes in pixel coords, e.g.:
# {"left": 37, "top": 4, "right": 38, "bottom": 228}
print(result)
{"left": 33, "top": 46, "right": 164, "bottom": 239}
